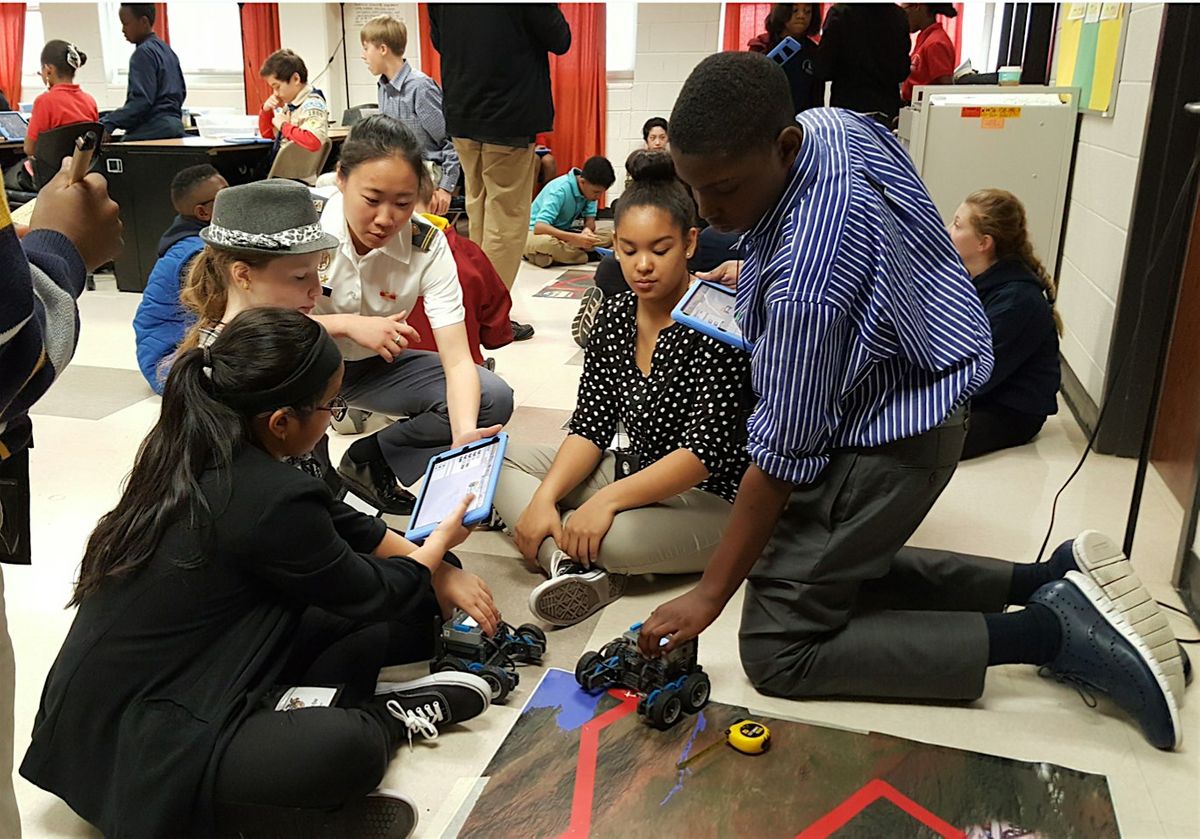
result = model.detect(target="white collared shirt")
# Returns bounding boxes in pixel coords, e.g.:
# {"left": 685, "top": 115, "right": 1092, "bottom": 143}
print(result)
{"left": 314, "top": 189, "right": 465, "bottom": 361}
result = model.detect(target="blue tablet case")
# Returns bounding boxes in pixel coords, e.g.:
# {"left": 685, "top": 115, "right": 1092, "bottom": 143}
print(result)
{"left": 671, "top": 281, "right": 752, "bottom": 352}
{"left": 767, "top": 35, "right": 803, "bottom": 67}
{"left": 405, "top": 433, "right": 509, "bottom": 542}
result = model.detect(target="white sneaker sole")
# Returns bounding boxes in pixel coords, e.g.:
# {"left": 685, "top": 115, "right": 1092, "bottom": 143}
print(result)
{"left": 1072, "top": 531, "right": 1185, "bottom": 705}
{"left": 529, "top": 571, "right": 626, "bottom": 627}
{"left": 571, "top": 286, "right": 605, "bottom": 349}
{"left": 1065, "top": 571, "right": 1181, "bottom": 750}
{"left": 375, "top": 672, "right": 492, "bottom": 712}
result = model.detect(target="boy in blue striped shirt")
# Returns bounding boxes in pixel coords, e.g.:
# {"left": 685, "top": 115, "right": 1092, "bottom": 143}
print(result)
{"left": 638, "top": 53, "right": 1181, "bottom": 750}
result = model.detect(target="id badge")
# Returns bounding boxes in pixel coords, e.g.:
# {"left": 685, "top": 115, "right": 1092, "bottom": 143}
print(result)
{"left": 613, "top": 449, "right": 642, "bottom": 480}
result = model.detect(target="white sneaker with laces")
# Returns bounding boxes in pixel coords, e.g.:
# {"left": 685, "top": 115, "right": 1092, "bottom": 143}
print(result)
{"left": 530, "top": 550, "right": 627, "bottom": 627}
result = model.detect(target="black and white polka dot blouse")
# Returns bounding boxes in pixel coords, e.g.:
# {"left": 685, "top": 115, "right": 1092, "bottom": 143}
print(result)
{"left": 569, "top": 291, "right": 754, "bottom": 503}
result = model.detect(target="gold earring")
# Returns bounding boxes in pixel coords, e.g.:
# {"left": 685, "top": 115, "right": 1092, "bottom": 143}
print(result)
{"left": 241, "top": 282, "right": 250, "bottom": 291}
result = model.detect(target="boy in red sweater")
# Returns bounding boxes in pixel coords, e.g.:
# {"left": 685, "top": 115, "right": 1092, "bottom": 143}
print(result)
{"left": 257, "top": 49, "right": 329, "bottom": 155}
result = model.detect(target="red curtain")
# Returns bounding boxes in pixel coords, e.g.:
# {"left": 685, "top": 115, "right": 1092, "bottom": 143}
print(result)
{"left": 0, "top": 3, "right": 25, "bottom": 106}
{"left": 417, "top": 4, "right": 440, "bottom": 86}
{"left": 417, "top": 4, "right": 606, "bottom": 185}
{"left": 240, "top": 3, "right": 281, "bottom": 115}
{"left": 154, "top": 3, "right": 170, "bottom": 44}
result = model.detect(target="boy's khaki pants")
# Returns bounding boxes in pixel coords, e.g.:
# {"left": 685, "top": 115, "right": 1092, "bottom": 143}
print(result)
{"left": 524, "top": 228, "right": 615, "bottom": 267}
{"left": 453, "top": 140, "right": 537, "bottom": 290}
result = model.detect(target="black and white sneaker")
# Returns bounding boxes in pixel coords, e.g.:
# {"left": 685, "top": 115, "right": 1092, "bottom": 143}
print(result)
{"left": 375, "top": 672, "right": 491, "bottom": 744}
{"left": 571, "top": 286, "right": 605, "bottom": 349}
{"left": 529, "top": 550, "right": 627, "bottom": 627}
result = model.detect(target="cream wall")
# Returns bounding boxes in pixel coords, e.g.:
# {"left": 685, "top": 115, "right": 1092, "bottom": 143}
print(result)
{"left": 607, "top": 3, "right": 721, "bottom": 200}
{"left": 1053, "top": 3, "right": 1165, "bottom": 404}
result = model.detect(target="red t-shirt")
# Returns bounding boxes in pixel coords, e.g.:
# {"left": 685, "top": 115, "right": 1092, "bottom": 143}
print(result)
{"left": 903, "top": 23, "right": 956, "bottom": 103}
{"left": 26, "top": 84, "right": 100, "bottom": 145}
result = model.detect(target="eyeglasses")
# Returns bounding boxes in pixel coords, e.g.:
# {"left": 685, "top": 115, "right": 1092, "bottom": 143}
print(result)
{"left": 314, "top": 395, "right": 348, "bottom": 422}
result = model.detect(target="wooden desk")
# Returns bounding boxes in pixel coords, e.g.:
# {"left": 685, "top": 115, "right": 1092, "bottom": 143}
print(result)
{"left": 104, "top": 130, "right": 347, "bottom": 292}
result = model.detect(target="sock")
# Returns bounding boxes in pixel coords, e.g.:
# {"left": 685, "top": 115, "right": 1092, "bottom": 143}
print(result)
{"left": 1007, "top": 546, "right": 1077, "bottom": 605}
{"left": 346, "top": 434, "right": 383, "bottom": 466}
{"left": 984, "top": 604, "right": 1062, "bottom": 666}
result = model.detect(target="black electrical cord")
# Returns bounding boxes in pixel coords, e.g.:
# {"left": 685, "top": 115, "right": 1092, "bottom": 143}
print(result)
{"left": 1032, "top": 144, "right": 1200, "bottom": 567}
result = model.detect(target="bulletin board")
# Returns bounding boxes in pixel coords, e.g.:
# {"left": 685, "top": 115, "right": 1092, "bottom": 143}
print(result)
{"left": 1055, "top": 3, "right": 1129, "bottom": 117}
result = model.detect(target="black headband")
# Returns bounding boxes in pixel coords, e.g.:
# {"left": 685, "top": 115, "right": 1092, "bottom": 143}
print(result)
{"left": 214, "top": 329, "right": 343, "bottom": 413}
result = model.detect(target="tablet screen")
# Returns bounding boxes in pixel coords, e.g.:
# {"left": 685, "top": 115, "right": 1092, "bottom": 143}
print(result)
{"left": 0, "top": 112, "right": 28, "bottom": 141}
{"left": 411, "top": 438, "right": 503, "bottom": 531}
{"left": 681, "top": 282, "right": 744, "bottom": 341}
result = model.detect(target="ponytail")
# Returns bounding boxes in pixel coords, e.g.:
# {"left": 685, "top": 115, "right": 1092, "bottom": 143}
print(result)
{"left": 963, "top": 188, "right": 1063, "bottom": 336}
{"left": 72, "top": 309, "right": 332, "bottom": 605}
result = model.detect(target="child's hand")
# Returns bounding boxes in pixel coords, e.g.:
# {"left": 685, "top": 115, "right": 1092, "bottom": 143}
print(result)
{"left": 514, "top": 496, "right": 563, "bottom": 568}
{"left": 263, "top": 94, "right": 280, "bottom": 112}
{"left": 345, "top": 313, "right": 421, "bottom": 361}
{"left": 561, "top": 496, "right": 615, "bottom": 567}
{"left": 695, "top": 260, "right": 740, "bottom": 290}
{"left": 433, "top": 565, "right": 500, "bottom": 636}
{"left": 271, "top": 109, "right": 286, "bottom": 132}
{"left": 570, "top": 231, "right": 599, "bottom": 251}
{"left": 429, "top": 494, "right": 476, "bottom": 551}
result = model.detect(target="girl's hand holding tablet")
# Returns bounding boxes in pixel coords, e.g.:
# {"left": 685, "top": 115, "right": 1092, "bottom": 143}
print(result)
{"left": 343, "top": 312, "right": 422, "bottom": 362}
{"left": 427, "top": 493, "right": 476, "bottom": 551}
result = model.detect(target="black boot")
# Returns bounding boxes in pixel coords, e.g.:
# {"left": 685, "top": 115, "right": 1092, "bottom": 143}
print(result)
{"left": 336, "top": 453, "right": 416, "bottom": 516}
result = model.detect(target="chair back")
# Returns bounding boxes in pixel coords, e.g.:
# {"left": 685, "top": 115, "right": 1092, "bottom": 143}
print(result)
{"left": 32, "top": 121, "right": 104, "bottom": 189}
{"left": 267, "top": 136, "right": 332, "bottom": 185}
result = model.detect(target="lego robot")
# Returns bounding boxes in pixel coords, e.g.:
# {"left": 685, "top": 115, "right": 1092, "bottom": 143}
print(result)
{"left": 430, "top": 610, "right": 547, "bottom": 702}
{"left": 574, "top": 622, "right": 711, "bottom": 730}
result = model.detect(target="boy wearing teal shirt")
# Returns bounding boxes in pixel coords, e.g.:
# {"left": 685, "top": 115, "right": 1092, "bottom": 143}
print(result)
{"left": 524, "top": 156, "right": 615, "bottom": 267}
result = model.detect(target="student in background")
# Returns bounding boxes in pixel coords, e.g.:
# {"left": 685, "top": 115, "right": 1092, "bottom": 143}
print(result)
{"left": 428, "top": 2, "right": 572, "bottom": 341}
{"left": 748, "top": 4, "right": 824, "bottom": 114}
{"left": 101, "top": 3, "right": 186, "bottom": 141}
{"left": 523, "top": 156, "right": 616, "bottom": 268}
{"left": 21, "top": 308, "right": 498, "bottom": 837}
{"left": 2, "top": 160, "right": 123, "bottom": 839}
{"left": 258, "top": 49, "right": 329, "bottom": 160}
{"left": 643, "top": 117, "right": 669, "bottom": 151}
{"left": 902, "top": 3, "right": 958, "bottom": 103}
{"left": 495, "top": 153, "right": 753, "bottom": 627}
{"left": 24, "top": 41, "right": 99, "bottom": 158}
{"left": 948, "top": 189, "right": 1061, "bottom": 459}
{"left": 0, "top": 90, "right": 9, "bottom": 112}
{"left": 636, "top": 52, "right": 1182, "bottom": 752}
{"left": 133, "top": 164, "right": 228, "bottom": 393}
{"left": 815, "top": 3, "right": 911, "bottom": 124}
{"left": 360, "top": 16, "right": 459, "bottom": 218}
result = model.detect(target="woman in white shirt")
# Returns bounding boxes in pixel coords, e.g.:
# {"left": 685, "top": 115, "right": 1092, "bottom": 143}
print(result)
{"left": 313, "top": 116, "right": 514, "bottom": 513}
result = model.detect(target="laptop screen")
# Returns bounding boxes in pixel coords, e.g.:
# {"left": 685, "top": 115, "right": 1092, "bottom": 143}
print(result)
{"left": 0, "top": 112, "right": 28, "bottom": 141}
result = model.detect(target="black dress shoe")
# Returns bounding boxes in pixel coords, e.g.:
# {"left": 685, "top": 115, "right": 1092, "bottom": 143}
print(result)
{"left": 511, "top": 320, "right": 535, "bottom": 341}
{"left": 1030, "top": 572, "right": 1180, "bottom": 750}
{"left": 337, "top": 453, "right": 416, "bottom": 516}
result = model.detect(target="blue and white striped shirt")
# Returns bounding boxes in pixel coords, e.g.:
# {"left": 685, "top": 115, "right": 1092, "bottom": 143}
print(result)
{"left": 736, "top": 108, "right": 994, "bottom": 484}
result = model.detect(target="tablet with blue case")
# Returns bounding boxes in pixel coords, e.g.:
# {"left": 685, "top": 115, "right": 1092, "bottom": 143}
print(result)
{"left": 594, "top": 246, "right": 613, "bottom": 259}
{"left": 671, "top": 280, "right": 752, "bottom": 352}
{"left": 405, "top": 433, "right": 509, "bottom": 542}
{"left": 767, "top": 35, "right": 803, "bottom": 67}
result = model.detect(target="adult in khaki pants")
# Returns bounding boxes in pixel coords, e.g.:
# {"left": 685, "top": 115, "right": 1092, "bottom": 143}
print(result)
{"left": 429, "top": 3, "right": 572, "bottom": 340}
{"left": 523, "top": 156, "right": 616, "bottom": 267}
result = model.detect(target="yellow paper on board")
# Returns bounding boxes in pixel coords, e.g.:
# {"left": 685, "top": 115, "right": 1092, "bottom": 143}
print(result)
{"left": 1056, "top": 15, "right": 1083, "bottom": 87}
{"left": 1090, "top": 4, "right": 1125, "bottom": 112}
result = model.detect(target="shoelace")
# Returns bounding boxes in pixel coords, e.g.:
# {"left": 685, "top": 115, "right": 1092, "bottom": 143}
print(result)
{"left": 385, "top": 699, "right": 444, "bottom": 747}
{"left": 550, "top": 551, "right": 587, "bottom": 578}
{"left": 1037, "top": 666, "right": 1099, "bottom": 709}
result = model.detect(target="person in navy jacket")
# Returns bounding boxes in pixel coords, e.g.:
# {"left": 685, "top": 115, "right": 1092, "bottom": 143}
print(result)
{"left": 101, "top": 4, "right": 187, "bottom": 141}
{"left": 133, "top": 165, "right": 227, "bottom": 392}
{"left": 948, "top": 188, "right": 1062, "bottom": 458}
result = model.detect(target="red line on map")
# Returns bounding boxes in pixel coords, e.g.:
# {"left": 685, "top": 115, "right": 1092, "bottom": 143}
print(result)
{"left": 558, "top": 689, "right": 640, "bottom": 839}
{"left": 796, "top": 778, "right": 966, "bottom": 839}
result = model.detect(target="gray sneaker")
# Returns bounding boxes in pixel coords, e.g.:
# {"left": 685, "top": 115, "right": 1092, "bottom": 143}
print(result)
{"left": 571, "top": 286, "right": 605, "bottom": 349}
{"left": 529, "top": 550, "right": 627, "bottom": 627}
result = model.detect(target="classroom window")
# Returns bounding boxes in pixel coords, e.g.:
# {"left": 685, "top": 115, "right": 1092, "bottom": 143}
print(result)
{"left": 606, "top": 3, "right": 637, "bottom": 80}
{"left": 100, "top": 2, "right": 243, "bottom": 82}
{"left": 21, "top": 3, "right": 45, "bottom": 77}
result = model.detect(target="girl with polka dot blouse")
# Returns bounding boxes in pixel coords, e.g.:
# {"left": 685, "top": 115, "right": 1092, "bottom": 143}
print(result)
{"left": 493, "top": 151, "right": 755, "bottom": 627}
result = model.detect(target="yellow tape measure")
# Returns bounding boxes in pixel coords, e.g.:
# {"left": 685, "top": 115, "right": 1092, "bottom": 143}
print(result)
{"left": 676, "top": 719, "right": 771, "bottom": 769}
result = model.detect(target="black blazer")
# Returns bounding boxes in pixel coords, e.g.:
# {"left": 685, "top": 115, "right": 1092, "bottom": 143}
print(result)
{"left": 816, "top": 3, "right": 912, "bottom": 121}
{"left": 21, "top": 445, "right": 432, "bottom": 838}
{"left": 429, "top": 3, "right": 571, "bottom": 141}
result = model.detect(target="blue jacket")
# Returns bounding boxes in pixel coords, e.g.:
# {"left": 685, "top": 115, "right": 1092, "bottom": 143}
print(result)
{"left": 972, "top": 258, "right": 1061, "bottom": 418}
{"left": 133, "top": 216, "right": 203, "bottom": 393}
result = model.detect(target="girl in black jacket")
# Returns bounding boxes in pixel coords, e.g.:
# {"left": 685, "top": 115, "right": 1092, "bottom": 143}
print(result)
{"left": 949, "top": 189, "right": 1062, "bottom": 459}
{"left": 22, "top": 309, "right": 499, "bottom": 838}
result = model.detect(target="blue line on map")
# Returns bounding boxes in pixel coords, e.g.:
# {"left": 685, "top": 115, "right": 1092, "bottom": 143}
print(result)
{"left": 661, "top": 711, "right": 708, "bottom": 806}
{"left": 525, "top": 669, "right": 608, "bottom": 732}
